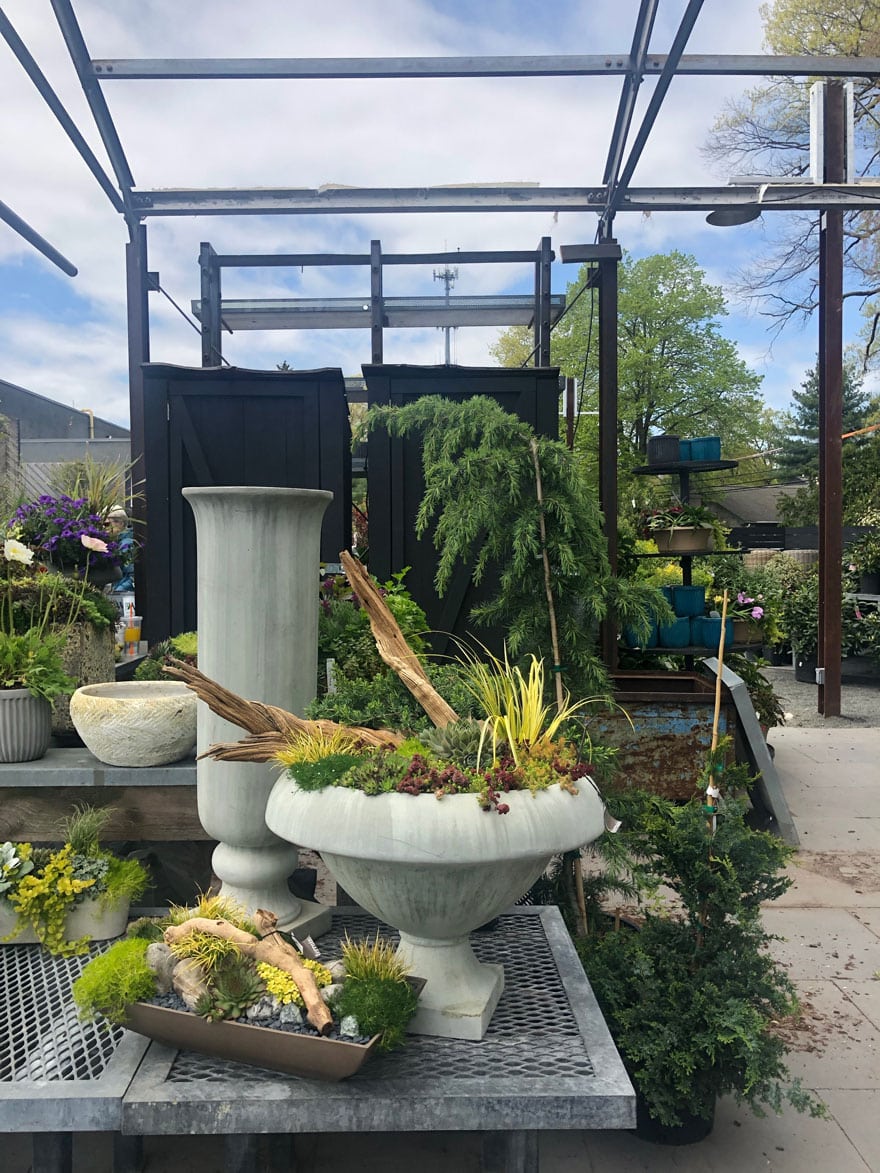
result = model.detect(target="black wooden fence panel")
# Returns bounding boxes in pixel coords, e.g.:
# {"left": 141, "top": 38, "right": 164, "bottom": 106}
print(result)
{"left": 365, "top": 364, "right": 560, "bottom": 656}
{"left": 142, "top": 364, "right": 350, "bottom": 642}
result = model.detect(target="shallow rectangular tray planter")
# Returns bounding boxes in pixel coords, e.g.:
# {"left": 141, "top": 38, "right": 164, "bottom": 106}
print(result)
{"left": 123, "top": 1002, "right": 381, "bottom": 1081}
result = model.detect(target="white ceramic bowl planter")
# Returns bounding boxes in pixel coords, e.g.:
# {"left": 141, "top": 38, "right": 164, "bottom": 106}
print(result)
{"left": 266, "top": 775, "right": 606, "bottom": 1040}
{"left": 70, "top": 681, "right": 197, "bottom": 767}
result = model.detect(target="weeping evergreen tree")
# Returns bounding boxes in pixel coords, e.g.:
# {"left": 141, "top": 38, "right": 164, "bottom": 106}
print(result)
{"left": 367, "top": 396, "right": 668, "bottom": 698}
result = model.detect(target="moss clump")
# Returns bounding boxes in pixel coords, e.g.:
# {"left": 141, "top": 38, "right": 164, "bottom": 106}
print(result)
{"left": 126, "top": 916, "right": 164, "bottom": 942}
{"left": 73, "top": 937, "right": 156, "bottom": 1023}
{"left": 335, "top": 976, "right": 419, "bottom": 1051}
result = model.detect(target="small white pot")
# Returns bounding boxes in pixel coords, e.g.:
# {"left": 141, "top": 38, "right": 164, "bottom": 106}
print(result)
{"left": 266, "top": 775, "right": 606, "bottom": 1040}
{"left": 70, "top": 681, "right": 197, "bottom": 767}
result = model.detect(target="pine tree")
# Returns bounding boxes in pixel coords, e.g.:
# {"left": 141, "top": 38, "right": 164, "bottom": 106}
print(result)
{"left": 775, "top": 363, "right": 870, "bottom": 483}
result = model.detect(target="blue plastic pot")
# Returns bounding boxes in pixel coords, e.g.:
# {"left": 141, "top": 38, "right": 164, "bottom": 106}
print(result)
{"left": 658, "top": 617, "right": 692, "bottom": 648}
{"left": 678, "top": 439, "right": 693, "bottom": 461}
{"left": 690, "top": 616, "right": 704, "bottom": 644}
{"left": 672, "top": 585, "right": 707, "bottom": 617}
{"left": 689, "top": 436, "right": 721, "bottom": 462}
{"left": 623, "top": 620, "right": 658, "bottom": 649}
{"left": 702, "top": 616, "right": 734, "bottom": 650}
{"left": 660, "top": 586, "right": 675, "bottom": 606}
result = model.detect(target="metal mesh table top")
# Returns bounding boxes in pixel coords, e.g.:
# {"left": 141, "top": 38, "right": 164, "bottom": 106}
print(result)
{"left": 0, "top": 939, "right": 149, "bottom": 1132}
{"left": 0, "top": 941, "right": 124, "bottom": 1083}
{"left": 124, "top": 907, "right": 635, "bottom": 1135}
{"left": 169, "top": 910, "right": 593, "bottom": 1085}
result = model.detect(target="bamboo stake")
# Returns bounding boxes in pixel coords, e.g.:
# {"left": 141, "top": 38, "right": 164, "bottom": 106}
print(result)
{"left": 529, "top": 438, "right": 565, "bottom": 713}
{"left": 705, "top": 588, "right": 730, "bottom": 831}
{"left": 340, "top": 550, "right": 458, "bottom": 729}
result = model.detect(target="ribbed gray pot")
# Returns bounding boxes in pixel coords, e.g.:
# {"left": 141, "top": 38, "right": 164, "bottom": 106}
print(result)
{"left": 0, "top": 688, "right": 52, "bottom": 762}
{"left": 184, "top": 486, "right": 332, "bottom": 937}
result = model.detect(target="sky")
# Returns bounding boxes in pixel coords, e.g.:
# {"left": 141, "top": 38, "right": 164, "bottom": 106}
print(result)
{"left": 0, "top": 0, "right": 868, "bottom": 429}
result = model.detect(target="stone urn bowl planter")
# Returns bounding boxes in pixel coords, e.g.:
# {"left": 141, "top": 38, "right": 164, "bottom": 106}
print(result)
{"left": 70, "top": 681, "right": 197, "bottom": 767}
{"left": 265, "top": 775, "right": 606, "bottom": 1041}
{"left": 0, "top": 892, "right": 130, "bottom": 945}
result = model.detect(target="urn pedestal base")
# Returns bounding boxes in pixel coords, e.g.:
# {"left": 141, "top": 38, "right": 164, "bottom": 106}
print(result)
{"left": 397, "top": 934, "right": 504, "bottom": 1040}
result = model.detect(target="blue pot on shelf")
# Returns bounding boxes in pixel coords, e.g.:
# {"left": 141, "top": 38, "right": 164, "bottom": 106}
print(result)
{"left": 623, "top": 620, "right": 659, "bottom": 649}
{"left": 658, "top": 617, "right": 692, "bottom": 648}
{"left": 672, "top": 585, "right": 706, "bottom": 617}
{"left": 678, "top": 439, "right": 693, "bottom": 461}
{"left": 660, "top": 586, "right": 675, "bottom": 606}
{"left": 690, "top": 615, "right": 704, "bottom": 645}
{"left": 689, "top": 436, "right": 721, "bottom": 462}
{"left": 702, "top": 616, "right": 734, "bottom": 650}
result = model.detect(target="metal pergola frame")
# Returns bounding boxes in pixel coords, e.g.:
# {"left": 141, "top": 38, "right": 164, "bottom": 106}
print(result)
{"left": 194, "top": 238, "right": 565, "bottom": 368}
{"left": 3, "top": 0, "right": 877, "bottom": 714}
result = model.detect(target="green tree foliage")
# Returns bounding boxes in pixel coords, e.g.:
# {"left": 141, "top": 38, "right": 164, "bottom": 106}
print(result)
{"left": 774, "top": 360, "right": 880, "bottom": 523}
{"left": 704, "top": 0, "right": 880, "bottom": 345}
{"left": 775, "top": 361, "right": 870, "bottom": 480}
{"left": 491, "top": 251, "right": 765, "bottom": 502}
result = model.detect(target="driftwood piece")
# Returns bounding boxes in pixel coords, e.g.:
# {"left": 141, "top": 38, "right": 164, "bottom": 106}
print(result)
{"left": 340, "top": 550, "right": 458, "bottom": 729}
{"left": 163, "top": 659, "right": 403, "bottom": 762}
{"left": 163, "top": 916, "right": 334, "bottom": 1035}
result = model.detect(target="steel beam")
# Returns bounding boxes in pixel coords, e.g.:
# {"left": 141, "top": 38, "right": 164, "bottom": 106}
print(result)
{"left": 211, "top": 249, "right": 553, "bottom": 267}
{"left": 49, "top": 0, "right": 136, "bottom": 204}
{"left": 536, "top": 236, "right": 552, "bottom": 366}
{"left": 89, "top": 54, "right": 880, "bottom": 80}
{"left": 603, "top": 0, "right": 705, "bottom": 232}
{"left": 818, "top": 83, "right": 845, "bottom": 718}
{"left": 190, "top": 294, "right": 566, "bottom": 330}
{"left": 0, "top": 9, "right": 124, "bottom": 214}
{"left": 129, "top": 184, "right": 880, "bottom": 216}
{"left": 603, "top": 0, "right": 659, "bottom": 187}
{"left": 125, "top": 222, "right": 150, "bottom": 624}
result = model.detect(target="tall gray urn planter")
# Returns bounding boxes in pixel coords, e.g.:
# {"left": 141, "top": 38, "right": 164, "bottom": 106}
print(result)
{"left": 184, "top": 486, "right": 332, "bottom": 935}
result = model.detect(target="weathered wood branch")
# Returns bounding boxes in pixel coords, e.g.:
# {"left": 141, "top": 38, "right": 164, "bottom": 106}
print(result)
{"left": 164, "top": 659, "right": 404, "bottom": 761}
{"left": 340, "top": 550, "right": 458, "bottom": 729}
{"left": 163, "top": 914, "right": 334, "bottom": 1035}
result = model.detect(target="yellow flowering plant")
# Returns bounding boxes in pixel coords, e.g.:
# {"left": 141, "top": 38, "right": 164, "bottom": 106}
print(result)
{"left": 1, "top": 805, "right": 149, "bottom": 957}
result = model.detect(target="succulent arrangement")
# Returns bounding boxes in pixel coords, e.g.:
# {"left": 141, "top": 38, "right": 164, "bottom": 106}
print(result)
{"left": 74, "top": 893, "right": 419, "bottom": 1053}
{"left": 0, "top": 804, "right": 149, "bottom": 956}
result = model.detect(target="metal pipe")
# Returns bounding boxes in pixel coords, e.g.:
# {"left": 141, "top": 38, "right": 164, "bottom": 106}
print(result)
{"left": 0, "top": 200, "right": 77, "bottom": 276}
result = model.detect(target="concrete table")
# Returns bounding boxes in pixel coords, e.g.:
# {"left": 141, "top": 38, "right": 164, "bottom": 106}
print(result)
{"left": 122, "top": 907, "right": 635, "bottom": 1172}
{"left": 0, "top": 941, "right": 149, "bottom": 1173}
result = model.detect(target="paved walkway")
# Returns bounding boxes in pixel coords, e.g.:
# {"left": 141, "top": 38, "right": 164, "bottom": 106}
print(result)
{"left": 6, "top": 725, "right": 880, "bottom": 1171}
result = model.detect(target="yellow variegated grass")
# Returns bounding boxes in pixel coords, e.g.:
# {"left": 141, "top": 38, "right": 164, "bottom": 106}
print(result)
{"left": 454, "top": 645, "right": 590, "bottom": 768}
{"left": 272, "top": 727, "right": 363, "bottom": 769}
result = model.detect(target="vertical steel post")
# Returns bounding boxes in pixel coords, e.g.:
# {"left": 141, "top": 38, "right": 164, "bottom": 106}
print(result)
{"left": 199, "top": 242, "right": 221, "bottom": 366}
{"left": 818, "top": 82, "right": 845, "bottom": 717}
{"left": 565, "top": 376, "right": 576, "bottom": 449}
{"left": 126, "top": 220, "right": 150, "bottom": 618}
{"left": 598, "top": 248, "right": 619, "bottom": 667}
{"left": 537, "top": 236, "right": 552, "bottom": 366}
{"left": 370, "top": 239, "right": 384, "bottom": 364}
